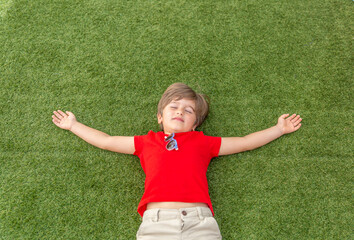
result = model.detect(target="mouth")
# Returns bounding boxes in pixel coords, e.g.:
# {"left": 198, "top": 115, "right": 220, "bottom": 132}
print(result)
{"left": 172, "top": 117, "right": 184, "bottom": 122}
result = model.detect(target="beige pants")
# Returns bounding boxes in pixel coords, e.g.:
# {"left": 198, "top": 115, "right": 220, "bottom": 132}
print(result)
{"left": 136, "top": 207, "right": 222, "bottom": 240}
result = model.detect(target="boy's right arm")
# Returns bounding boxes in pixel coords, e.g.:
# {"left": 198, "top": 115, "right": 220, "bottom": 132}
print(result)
{"left": 52, "top": 110, "right": 135, "bottom": 154}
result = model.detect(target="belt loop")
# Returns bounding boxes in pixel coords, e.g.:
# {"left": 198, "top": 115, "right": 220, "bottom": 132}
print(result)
{"left": 196, "top": 207, "right": 204, "bottom": 220}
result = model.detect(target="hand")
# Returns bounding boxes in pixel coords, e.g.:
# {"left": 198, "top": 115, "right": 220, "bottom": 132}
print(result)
{"left": 52, "top": 110, "right": 77, "bottom": 130}
{"left": 277, "top": 114, "right": 302, "bottom": 135}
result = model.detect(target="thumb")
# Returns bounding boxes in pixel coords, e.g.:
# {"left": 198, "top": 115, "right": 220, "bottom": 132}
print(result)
{"left": 66, "top": 111, "right": 75, "bottom": 118}
{"left": 280, "top": 113, "right": 290, "bottom": 119}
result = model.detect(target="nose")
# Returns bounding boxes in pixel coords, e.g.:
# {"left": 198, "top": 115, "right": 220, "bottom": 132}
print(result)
{"left": 176, "top": 108, "right": 183, "bottom": 115}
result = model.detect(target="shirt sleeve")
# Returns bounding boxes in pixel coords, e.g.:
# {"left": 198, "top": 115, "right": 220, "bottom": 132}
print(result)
{"left": 204, "top": 135, "right": 222, "bottom": 158}
{"left": 133, "top": 135, "right": 144, "bottom": 156}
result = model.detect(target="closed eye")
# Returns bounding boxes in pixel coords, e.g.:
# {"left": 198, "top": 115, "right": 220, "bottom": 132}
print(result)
{"left": 185, "top": 109, "right": 194, "bottom": 114}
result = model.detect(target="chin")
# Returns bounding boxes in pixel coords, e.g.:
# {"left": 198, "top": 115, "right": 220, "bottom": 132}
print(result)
{"left": 165, "top": 123, "right": 193, "bottom": 133}
{"left": 167, "top": 127, "right": 185, "bottom": 133}
{"left": 174, "top": 128, "right": 192, "bottom": 133}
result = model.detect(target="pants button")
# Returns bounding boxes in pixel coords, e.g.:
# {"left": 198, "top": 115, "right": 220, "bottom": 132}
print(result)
{"left": 181, "top": 210, "right": 187, "bottom": 216}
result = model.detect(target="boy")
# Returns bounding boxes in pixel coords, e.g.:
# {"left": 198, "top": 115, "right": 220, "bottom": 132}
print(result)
{"left": 52, "top": 83, "right": 302, "bottom": 239}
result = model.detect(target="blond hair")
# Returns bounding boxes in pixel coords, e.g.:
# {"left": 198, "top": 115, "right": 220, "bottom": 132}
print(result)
{"left": 157, "top": 83, "right": 209, "bottom": 130}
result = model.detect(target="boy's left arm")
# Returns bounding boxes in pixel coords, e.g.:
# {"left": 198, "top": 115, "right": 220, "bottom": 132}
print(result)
{"left": 219, "top": 114, "right": 302, "bottom": 156}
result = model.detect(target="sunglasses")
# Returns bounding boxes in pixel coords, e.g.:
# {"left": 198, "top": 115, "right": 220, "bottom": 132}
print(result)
{"left": 165, "top": 133, "right": 179, "bottom": 151}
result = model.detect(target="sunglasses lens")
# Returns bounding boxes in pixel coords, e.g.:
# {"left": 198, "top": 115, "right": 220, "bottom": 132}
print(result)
{"left": 165, "top": 133, "right": 174, "bottom": 142}
{"left": 166, "top": 140, "right": 177, "bottom": 150}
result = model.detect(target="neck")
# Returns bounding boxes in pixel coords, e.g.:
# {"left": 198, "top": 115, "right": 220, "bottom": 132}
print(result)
{"left": 163, "top": 130, "right": 194, "bottom": 135}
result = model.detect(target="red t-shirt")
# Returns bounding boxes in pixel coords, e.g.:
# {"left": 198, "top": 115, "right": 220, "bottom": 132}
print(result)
{"left": 134, "top": 131, "right": 222, "bottom": 217}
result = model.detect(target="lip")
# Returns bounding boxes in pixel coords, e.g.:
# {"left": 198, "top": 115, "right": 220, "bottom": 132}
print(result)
{"left": 172, "top": 117, "right": 184, "bottom": 122}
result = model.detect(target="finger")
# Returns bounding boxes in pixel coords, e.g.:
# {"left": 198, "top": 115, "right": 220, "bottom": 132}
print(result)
{"left": 294, "top": 117, "right": 302, "bottom": 126}
{"left": 291, "top": 115, "right": 300, "bottom": 123}
{"left": 53, "top": 111, "right": 63, "bottom": 120}
{"left": 294, "top": 123, "right": 302, "bottom": 131}
{"left": 52, "top": 118, "right": 60, "bottom": 127}
{"left": 57, "top": 110, "right": 67, "bottom": 117}
{"left": 52, "top": 115, "right": 60, "bottom": 123}
{"left": 287, "top": 114, "right": 297, "bottom": 121}
{"left": 66, "top": 111, "right": 73, "bottom": 117}
{"left": 280, "top": 114, "right": 290, "bottom": 119}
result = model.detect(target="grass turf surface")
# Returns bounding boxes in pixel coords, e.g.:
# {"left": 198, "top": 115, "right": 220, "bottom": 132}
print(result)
{"left": 0, "top": 0, "right": 352, "bottom": 239}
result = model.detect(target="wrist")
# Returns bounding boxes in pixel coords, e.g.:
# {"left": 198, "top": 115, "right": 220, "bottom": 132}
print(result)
{"left": 69, "top": 120, "right": 79, "bottom": 132}
{"left": 274, "top": 124, "right": 284, "bottom": 136}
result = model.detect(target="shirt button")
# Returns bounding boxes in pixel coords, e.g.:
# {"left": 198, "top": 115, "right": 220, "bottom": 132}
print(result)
{"left": 182, "top": 210, "right": 187, "bottom": 216}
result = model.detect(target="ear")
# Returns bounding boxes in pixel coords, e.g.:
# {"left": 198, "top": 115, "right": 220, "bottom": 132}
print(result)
{"left": 157, "top": 113, "right": 162, "bottom": 124}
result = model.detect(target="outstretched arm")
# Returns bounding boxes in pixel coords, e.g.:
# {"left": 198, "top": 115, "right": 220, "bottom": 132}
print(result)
{"left": 52, "top": 110, "right": 135, "bottom": 154}
{"left": 219, "top": 114, "right": 302, "bottom": 156}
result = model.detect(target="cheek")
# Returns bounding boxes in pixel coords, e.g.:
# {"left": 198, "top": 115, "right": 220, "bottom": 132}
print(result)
{"left": 187, "top": 115, "right": 197, "bottom": 124}
{"left": 163, "top": 111, "right": 173, "bottom": 119}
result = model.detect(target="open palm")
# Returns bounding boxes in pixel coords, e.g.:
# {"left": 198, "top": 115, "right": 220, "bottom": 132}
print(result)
{"left": 52, "top": 110, "right": 77, "bottom": 130}
{"left": 277, "top": 114, "right": 302, "bottom": 134}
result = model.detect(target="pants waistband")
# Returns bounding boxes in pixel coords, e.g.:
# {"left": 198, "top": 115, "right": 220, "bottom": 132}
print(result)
{"left": 142, "top": 207, "right": 212, "bottom": 222}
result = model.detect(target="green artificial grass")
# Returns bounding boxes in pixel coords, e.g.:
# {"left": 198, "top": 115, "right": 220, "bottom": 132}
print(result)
{"left": 1, "top": 0, "right": 352, "bottom": 239}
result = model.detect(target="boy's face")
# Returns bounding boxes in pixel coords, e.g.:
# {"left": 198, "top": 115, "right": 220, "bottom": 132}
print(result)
{"left": 157, "top": 98, "right": 197, "bottom": 135}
